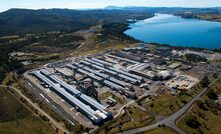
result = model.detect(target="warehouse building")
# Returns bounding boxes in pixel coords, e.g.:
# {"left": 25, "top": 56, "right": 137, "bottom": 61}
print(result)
{"left": 67, "top": 64, "right": 136, "bottom": 99}
{"left": 111, "top": 51, "right": 144, "bottom": 62}
{"left": 32, "top": 70, "right": 110, "bottom": 125}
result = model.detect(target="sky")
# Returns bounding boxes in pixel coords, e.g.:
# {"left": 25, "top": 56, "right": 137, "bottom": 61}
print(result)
{"left": 1, "top": 0, "right": 221, "bottom": 12}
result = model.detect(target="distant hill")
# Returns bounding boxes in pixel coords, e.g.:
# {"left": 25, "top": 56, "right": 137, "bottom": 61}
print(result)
{"left": 0, "top": 7, "right": 220, "bottom": 36}
{"left": 105, "top": 6, "right": 221, "bottom": 14}
{"left": 0, "top": 8, "right": 152, "bottom": 36}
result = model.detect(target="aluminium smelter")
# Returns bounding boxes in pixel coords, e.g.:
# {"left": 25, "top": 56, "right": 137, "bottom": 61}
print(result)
{"left": 79, "top": 63, "right": 128, "bottom": 87}
{"left": 67, "top": 64, "right": 78, "bottom": 70}
{"left": 106, "top": 54, "right": 139, "bottom": 64}
{"left": 85, "top": 59, "right": 104, "bottom": 67}
{"left": 33, "top": 71, "right": 103, "bottom": 124}
{"left": 108, "top": 77, "right": 128, "bottom": 87}
{"left": 90, "top": 64, "right": 117, "bottom": 76}
{"left": 40, "top": 69, "right": 111, "bottom": 119}
{"left": 109, "top": 67, "right": 143, "bottom": 81}
{"left": 103, "top": 80, "right": 124, "bottom": 91}
{"left": 81, "top": 66, "right": 110, "bottom": 79}
{"left": 91, "top": 58, "right": 113, "bottom": 66}
{"left": 118, "top": 74, "right": 139, "bottom": 84}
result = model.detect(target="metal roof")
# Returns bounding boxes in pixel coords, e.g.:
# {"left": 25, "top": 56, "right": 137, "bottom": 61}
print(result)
{"left": 80, "top": 60, "right": 91, "bottom": 66}
{"left": 109, "top": 77, "right": 128, "bottom": 87}
{"left": 106, "top": 54, "right": 139, "bottom": 64}
{"left": 109, "top": 67, "right": 143, "bottom": 81}
{"left": 103, "top": 80, "right": 135, "bottom": 97}
{"left": 91, "top": 64, "right": 117, "bottom": 75}
{"left": 85, "top": 59, "right": 104, "bottom": 67}
{"left": 118, "top": 74, "right": 138, "bottom": 83}
{"left": 88, "top": 73, "right": 103, "bottom": 81}
{"left": 82, "top": 66, "right": 96, "bottom": 73}
{"left": 40, "top": 69, "right": 109, "bottom": 117}
{"left": 103, "top": 80, "right": 123, "bottom": 90}
{"left": 33, "top": 71, "right": 100, "bottom": 121}
{"left": 67, "top": 64, "right": 78, "bottom": 70}
{"left": 91, "top": 58, "right": 113, "bottom": 66}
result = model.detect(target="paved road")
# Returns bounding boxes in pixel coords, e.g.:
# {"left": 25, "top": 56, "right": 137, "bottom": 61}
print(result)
{"left": 90, "top": 80, "right": 160, "bottom": 133}
{"left": 114, "top": 83, "right": 159, "bottom": 118}
{"left": 118, "top": 74, "right": 221, "bottom": 134}
{"left": 114, "top": 100, "right": 135, "bottom": 118}
{"left": 0, "top": 85, "right": 69, "bottom": 134}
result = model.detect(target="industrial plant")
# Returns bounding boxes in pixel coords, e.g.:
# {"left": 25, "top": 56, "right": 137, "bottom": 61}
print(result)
{"left": 25, "top": 44, "right": 200, "bottom": 128}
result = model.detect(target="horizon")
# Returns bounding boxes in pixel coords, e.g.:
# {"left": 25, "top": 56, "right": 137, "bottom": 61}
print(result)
{"left": 1, "top": 6, "right": 221, "bottom": 13}
{"left": 1, "top": 0, "right": 221, "bottom": 12}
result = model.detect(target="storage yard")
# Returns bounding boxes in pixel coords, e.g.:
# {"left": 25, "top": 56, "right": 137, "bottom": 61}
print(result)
{"left": 24, "top": 44, "right": 205, "bottom": 128}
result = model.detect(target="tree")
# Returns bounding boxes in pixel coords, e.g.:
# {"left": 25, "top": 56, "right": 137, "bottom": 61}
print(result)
{"left": 206, "top": 89, "right": 218, "bottom": 100}
{"left": 201, "top": 76, "right": 210, "bottom": 88}
{"left": 185, "top": 53, "right": 207, "bottom": 62}
{"left": 213, "top": 73, "right": 218, "bottom": 78}
{"left": 196, "top": 101, "right": 208, "bottom": 111}
{"left": 186, "top": 116, "right": 201, "bottom": 129}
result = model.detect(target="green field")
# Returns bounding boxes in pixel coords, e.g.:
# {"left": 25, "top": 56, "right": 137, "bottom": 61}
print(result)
{"left": 140, "top": 81, "right": 207, "bottom": 117}
{"left": 143, "top": 127, "right": 177, "bottom": 134}
{"left": 141, "top": 92, "right": 194, "bottom": 116}
{"left": 0, "top": 87, "right": 54, "bottom": 134}
{"left": 177, "top": 78, "right": 221, "bottom": 134}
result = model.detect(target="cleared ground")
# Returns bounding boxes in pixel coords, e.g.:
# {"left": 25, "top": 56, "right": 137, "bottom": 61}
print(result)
{"left": 141, "top": 86, "right": 202, "bottom": 116}
{"left": 177, "top": 78, "right": 221, "bottom": 134}
{"left": 143, "top": 127, "right": 177, "bottom": 134}
{"left": 0, "top": 87, "right": 54, "bottom": 134}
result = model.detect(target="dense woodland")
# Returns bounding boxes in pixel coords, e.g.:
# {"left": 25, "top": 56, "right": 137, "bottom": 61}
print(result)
{"left": 0, "top": 9, "right": 152, "bottom": 36}
{"left": 97, "top": 23, "right": 139, "bottom": 42}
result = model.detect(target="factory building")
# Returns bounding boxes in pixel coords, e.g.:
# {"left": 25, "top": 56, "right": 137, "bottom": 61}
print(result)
{"left": 130, "top": 70, "right": 159, "bottom": 81}
{"left": 67, "top": 63, "right": 137, "bottom": 99}
{"left": 55, "top": 68, "right": 73, "bottom": 79}
{"left": 32, "top": 70, "right": 110, "bottom": 125}
{"left": 108, "top": 67, "right": 144, "bottom": 83}
{"left": 123, "top": 45, "right": 150, "bottom": 54}
{"left": 106, "top": 54, "right": 139, "bottom": 64}
{"left": 91, "top": 58, "right": 113, "bottom": 66}
{"left": 81, "top": 58, "right": 143, "bottom": 84}
{"left": 33, "top": 71, "right": 104, "bottom": 124}
{"left": 111, "top": 51, "right": 144, "bottom": 62}
{"left": 157, "top": 70, "right": 173, "bottom": 80}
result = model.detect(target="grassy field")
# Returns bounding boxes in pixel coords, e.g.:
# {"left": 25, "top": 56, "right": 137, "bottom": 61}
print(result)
{"left": 143, "top": 127, "right": 177, "bottom": 134}
{"left": 95, "top": 106, "right": 154, "bottom": 134}
{"left": 140, "top": 74, "right": 219, "bottom": 117}
{"left": 0, "top": 87, "right": 54, "bottom": 134}
{"left": 177, "top": 103, "right": 221, "bottom": 134}
{"left": 141, "top": 86, "right": 202, "bottom": 116}
{"left": 177, "top": 78, "right": 221, "bottom": 134}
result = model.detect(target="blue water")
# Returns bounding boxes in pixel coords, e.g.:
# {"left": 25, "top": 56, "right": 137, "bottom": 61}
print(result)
{"left": 125, "top": 13, "right": 221, "bottom": 49}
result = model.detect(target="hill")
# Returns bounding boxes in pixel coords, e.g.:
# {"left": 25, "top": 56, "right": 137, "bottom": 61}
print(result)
{"left": 0, "top": 8, "right": 152, "bottom": 36}
{"left": 1, "top": 7, "right": 221, "bottom": 36}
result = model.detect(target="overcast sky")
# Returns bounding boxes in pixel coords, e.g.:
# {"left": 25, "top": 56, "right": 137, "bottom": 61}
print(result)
{"left": 1, "top": 0, "right": 221, "bottom": 12}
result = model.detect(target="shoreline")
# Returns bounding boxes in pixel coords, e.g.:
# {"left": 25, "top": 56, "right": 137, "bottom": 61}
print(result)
{"left": 123, "top": 14, "right": 221, "bottom": 51}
